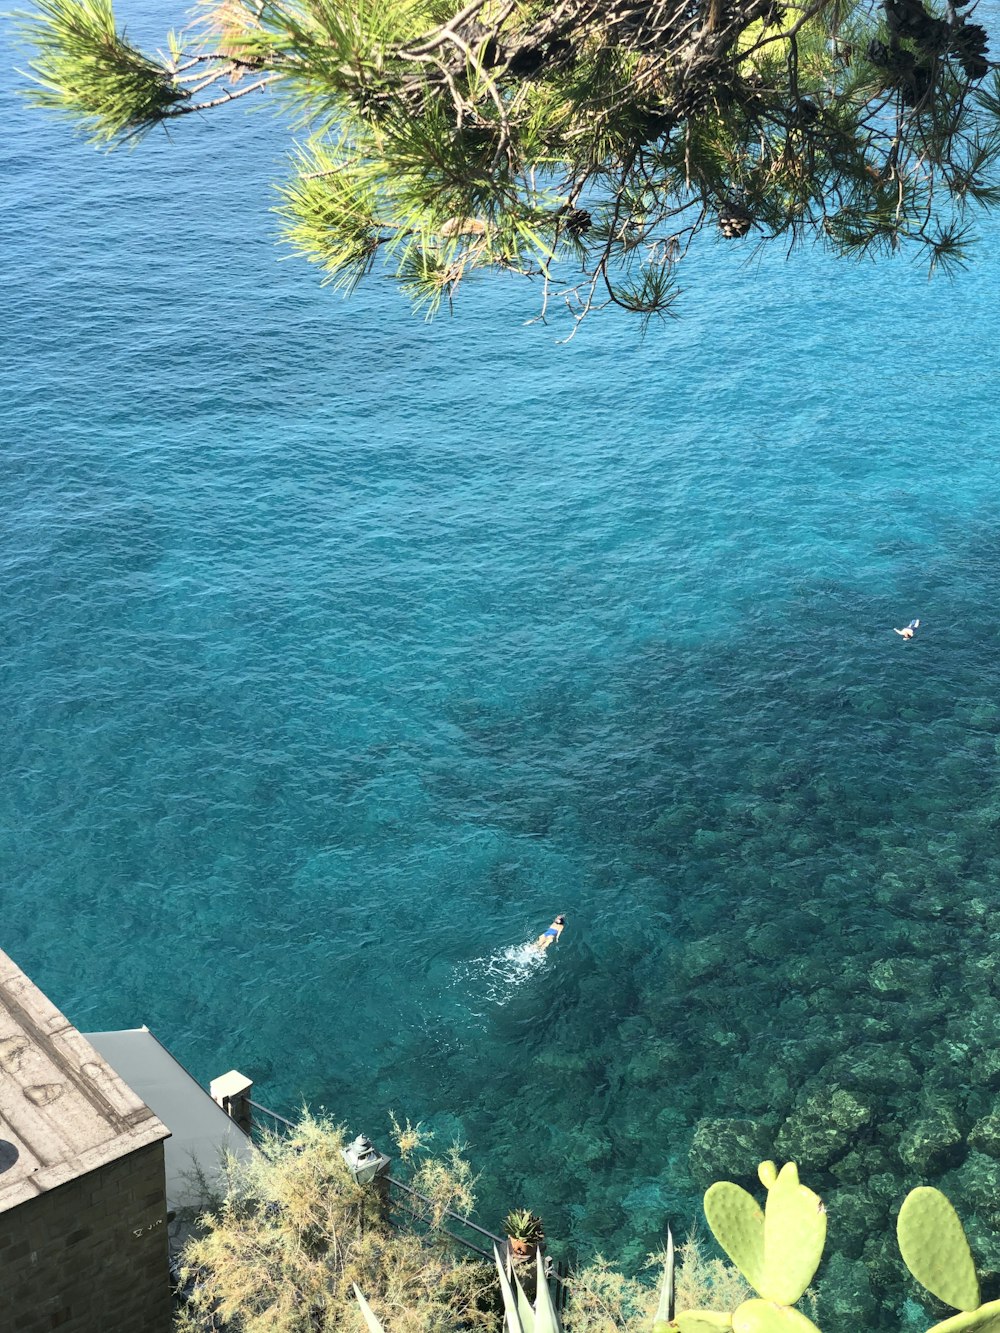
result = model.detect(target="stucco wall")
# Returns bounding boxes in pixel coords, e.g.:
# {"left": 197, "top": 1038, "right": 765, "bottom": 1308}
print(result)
{"left": 1, "top": 1139, "right": 170, "bottom": 1333}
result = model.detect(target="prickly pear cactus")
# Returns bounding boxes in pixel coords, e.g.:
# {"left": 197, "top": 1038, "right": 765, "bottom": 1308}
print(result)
{"left": 704, "top": 1164, "right": 824, "bottom": 1308}
{"left": 758, "top": 1162, "right": 778, "bottom": 1190}
{"left": 897, "top": 1187, "right": 979, "bottom": 1312}
{"left": 673, "top": 1314, "right": 734, "bottom": 1332}
{"left": 928, "top": 1303, "right": 1000, "bottom": 1333}
{"left": 731, "top": 1299, "right": 822, "bottom": 1333}
{"left": 704, "top": 1181, "right": 766, "bottom": 1292}
{"left": 760, "top": 1164, "right": 826, "bottom": 1305}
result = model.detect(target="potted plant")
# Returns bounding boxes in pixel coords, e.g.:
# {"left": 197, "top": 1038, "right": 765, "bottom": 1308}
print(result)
{"left": 503, "top": 1208, "right": 544, "bottom": 1260}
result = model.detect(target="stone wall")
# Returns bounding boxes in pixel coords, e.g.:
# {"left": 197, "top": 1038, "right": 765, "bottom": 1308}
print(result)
{"left": 1, "top": 1140, "right": 171, "bottom": 1333}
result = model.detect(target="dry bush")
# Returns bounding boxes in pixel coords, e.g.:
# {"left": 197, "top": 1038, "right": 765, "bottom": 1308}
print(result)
{"left": 563, "top": 1256, "right": 659, "bottom": 1333}
{"left": 389, "top": 1112, "right": 431, "bottom": 1164}
{"left": 673, "top": 1233, "right": 752, "bottom": 1316}
{"left": 173, "top": 1113, "right": 494, "bottom": 1333}
{"left": 410, "top": 1144, "right": 477, "bottom": 1229}
{"left": 564, "top": 1233, "right": 753, "bottom": 1333}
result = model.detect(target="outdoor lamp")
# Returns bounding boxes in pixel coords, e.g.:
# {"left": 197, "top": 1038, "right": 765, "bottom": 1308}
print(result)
{"left": 342, "top": 1134, "right": 390, "bottom": 1186}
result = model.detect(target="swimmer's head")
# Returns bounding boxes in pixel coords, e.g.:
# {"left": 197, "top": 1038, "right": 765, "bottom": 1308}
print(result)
{"left": 555, "top": 915, "right": 566, "bottom": 924}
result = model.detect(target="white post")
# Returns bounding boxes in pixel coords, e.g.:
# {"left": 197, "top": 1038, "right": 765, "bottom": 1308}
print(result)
{"left": 210, "top": 1070, "right": 253, "bottom": 1135}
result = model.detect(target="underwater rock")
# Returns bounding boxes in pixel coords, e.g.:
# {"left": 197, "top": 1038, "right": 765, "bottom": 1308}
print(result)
{"left": 690, "top": 827, "right": 738, "bottom": 859}
{"left": 969, "top": 1110, "right": 1000, "bottom": 1159}
{"left": 674, "top": 938, "right": 728, "bottom": 983}
{"left": 964, "top": 1212, "right": 1000, "bottom": 1304}
{"left": 828, "top": 1144, "right": 896, "bottom": 1186}
{"left": 898, "top": 1102, "right": 965, "bottom": 1175}
{"left": 627, "top": 1038, "right": 690, "bottom": 1087}
{"left": 966, "top": 1003, "right": 1000, "bottom": 1062}
{"left": 872, "top": 873, "right": 912, "bottom": 912}
{"left": 961, "top": 701, "right": 1000, "bottom": 731}
{"left": 928, "top": 1038, "right": 977, "bottom": 1093}
{"left": 961, "top": 896, "right": 991, "bottom": 924}
{"left": 687, "top": 1117, "right": 775, "bottom": 1188}
{"left": 822, "top": 1044, "right": 920, "bottom": 1096}
{"left": 818, "top": 1249, "right": 879, "bottom": 1327}
{"left": 536, "top": 1049, "right": 594, "bottom": 1075}
{"left": 861, "top": 1231, "right": 910, "bottom": 1318}
{"left": 909, "top": 890, "right": 957, "bottom": 921}
{"left": 648, "top": 802, "right": 700, "bottom": 836}
{"left": 775, "top": 1088, "right": 873, "bottom": 1170}
{"left": 894, "top": 1001, "right": 954, "bottom": 1054}
{"left": 785, "top": 956, "right": 836, "bottom": 991}
{"left": 745, "top": 910, "right": 823, "bottom": 962}
{"left": 826, "top": 1186, "right": 891, "bottom": 1261}
{"left": 943, "top": 1151, "right": 1000, "bottom": 1230}
{"left": 979, "top": 1048, "right": 1000, "bottom": 1091}
{"left": 855, "top": 1017, "right": 896, "bottom": 1045}
{"left": 868, "top": 956, "right": 937, "bottom": 998}
{"left": 561, "top": 1121, "right": 614, "bottom": 1167}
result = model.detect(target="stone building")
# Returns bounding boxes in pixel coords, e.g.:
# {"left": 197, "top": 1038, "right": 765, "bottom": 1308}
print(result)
{"left": 0, "top": 948, "right": 172, "bottom": 1333}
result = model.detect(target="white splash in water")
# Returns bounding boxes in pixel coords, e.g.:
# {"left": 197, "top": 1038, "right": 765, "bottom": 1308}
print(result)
{"left": 455, "top": 941, "right": 547, "bottom": 1009}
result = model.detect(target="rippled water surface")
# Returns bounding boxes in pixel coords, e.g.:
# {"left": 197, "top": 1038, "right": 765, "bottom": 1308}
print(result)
{"left": 4, "top": 5, "right": 1000, "bottom": 1324}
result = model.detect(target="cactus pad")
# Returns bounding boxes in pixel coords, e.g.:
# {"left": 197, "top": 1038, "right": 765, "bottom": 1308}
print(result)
{"left": 673, "top": 1314, "right": 734, "bottom": 1332}
{"left": 731, "top": 1299, "right": 822, "bottom": 1333}
{"left": 705, "top": 1182, "right": 766, "bottom": 1292}
{"left": 758, "top": 1162, "right": 778, "bottom": 1190}
{"left": 929, "top": 1300, "right": 1000, "bottom": 1333}
{"left": 759, "top": 1163, "right": 826, "bottom": 1304}
{"left": 897, "top": 1187, "right": 979, "bottom": 1312}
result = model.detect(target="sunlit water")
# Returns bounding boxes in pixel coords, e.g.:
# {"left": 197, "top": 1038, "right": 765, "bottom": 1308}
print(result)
{"left": 4, "top": 5, "right": 1000, "bottom": 1325}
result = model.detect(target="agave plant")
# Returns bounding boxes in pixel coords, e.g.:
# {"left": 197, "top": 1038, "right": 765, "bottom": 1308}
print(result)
{"left": 652, "top": 1228, "right": 676, "bottom": 1331}
{"left": 353, "top": 1246, "right": 562, "bottom": 1333}
{"left": 504, "top": 1210, "right": 545, "bottom": 1245}
{"left": 495, "top": 1246, "right": 562, "bottom": 1333}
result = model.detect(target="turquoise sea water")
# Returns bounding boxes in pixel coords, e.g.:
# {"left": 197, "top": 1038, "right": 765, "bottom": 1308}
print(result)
{"left": 4, "top": 6, "right": 1000, "bottom": 1324}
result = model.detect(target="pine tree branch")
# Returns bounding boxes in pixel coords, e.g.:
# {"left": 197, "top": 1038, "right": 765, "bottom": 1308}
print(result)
{"left": 163, "top": 76, "right": 275, "bottom": 114}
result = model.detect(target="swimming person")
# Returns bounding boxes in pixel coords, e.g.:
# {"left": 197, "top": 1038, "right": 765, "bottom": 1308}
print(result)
{"left": 535, "top": 915, "right": 566, "bottom": 951}
{"left": 894, "top": 619, "right": 920, "bottom": 639}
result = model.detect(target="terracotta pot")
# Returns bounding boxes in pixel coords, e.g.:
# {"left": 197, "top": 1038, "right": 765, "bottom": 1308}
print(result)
{"left": 507, "top": 1235, "right": 543, "bottom": 1261}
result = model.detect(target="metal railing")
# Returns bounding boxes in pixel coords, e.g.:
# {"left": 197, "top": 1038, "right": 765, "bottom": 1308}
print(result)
{"left": 247, "top": 1098, "right": 296, "bottom": 1135}
{"left": 386, "top": 1174, "right": 505, "bottom": 1260}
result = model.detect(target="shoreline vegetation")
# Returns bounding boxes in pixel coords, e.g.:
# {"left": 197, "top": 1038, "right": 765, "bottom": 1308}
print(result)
{"left": 171, "top": 1114, "right": 995, "bottom": 1332}
{"left": 170, "top": 1112, "right": 751, "bottom": 1333}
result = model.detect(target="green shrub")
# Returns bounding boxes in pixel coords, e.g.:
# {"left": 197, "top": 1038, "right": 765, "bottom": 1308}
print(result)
{"left": 173, "top": 1113, "right": 493, "bottom": 1333}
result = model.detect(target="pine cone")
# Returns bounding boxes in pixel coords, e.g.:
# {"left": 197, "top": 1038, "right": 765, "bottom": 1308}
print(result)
{"left": 564, "top": 208, "right": 592, "bottom": 237}
{"left": 718, "top": 203, "right": 752, "bottom": 238}
{"left": 952, "top": 23, "right": 990, "bottom": 80}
